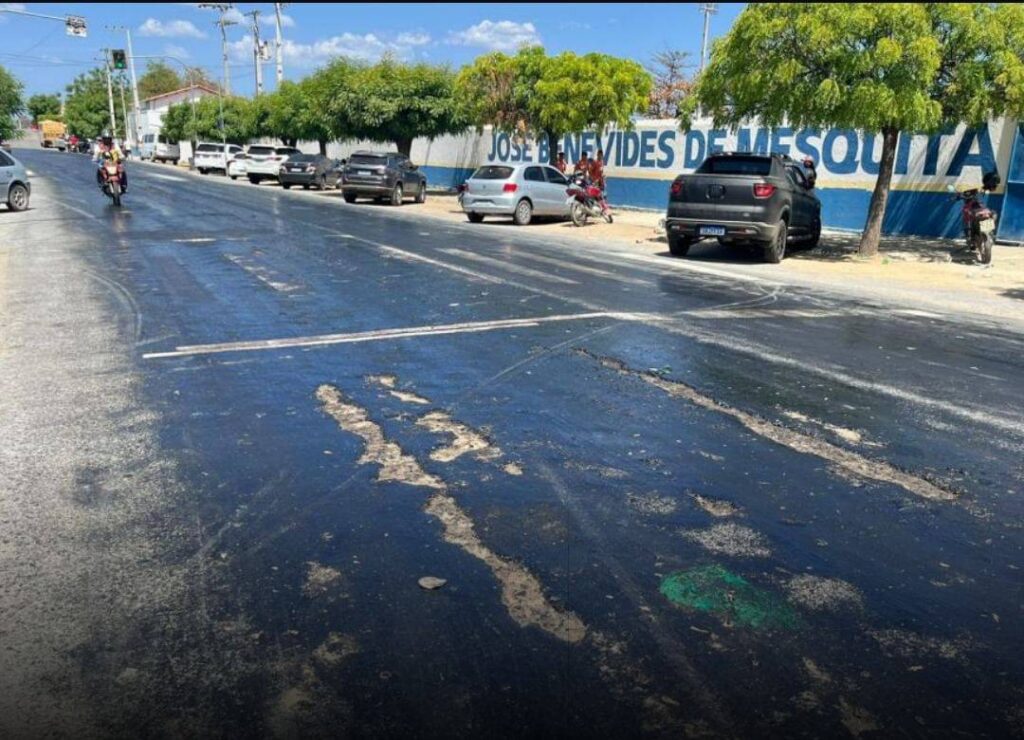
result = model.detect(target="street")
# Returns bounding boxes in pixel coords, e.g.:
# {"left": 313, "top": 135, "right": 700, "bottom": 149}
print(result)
{"left": 2, "top": 148, "right": 1023, "bottom": 738}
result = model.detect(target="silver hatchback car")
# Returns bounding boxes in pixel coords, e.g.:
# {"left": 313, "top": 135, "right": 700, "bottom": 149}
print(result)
{"left": 0, "top": 148, "right": 31, "bottom": 212}
{"left": 461, "top": 163, "right": 572, "bottom": 225}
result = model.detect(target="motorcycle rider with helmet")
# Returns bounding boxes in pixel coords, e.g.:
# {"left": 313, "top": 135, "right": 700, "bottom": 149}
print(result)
{"left": 94, "top": 133, "right": 127, "bottom": 193}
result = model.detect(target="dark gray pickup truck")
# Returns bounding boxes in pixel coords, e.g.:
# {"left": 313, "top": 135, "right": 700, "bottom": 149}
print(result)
{"left": 665, "top": 152, "right": 821, "bottom": 263}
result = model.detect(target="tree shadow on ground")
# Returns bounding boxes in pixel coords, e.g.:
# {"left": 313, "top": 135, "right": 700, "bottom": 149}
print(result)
{"left": 1001, "top": 288, "right": 1024, "bottom": 301}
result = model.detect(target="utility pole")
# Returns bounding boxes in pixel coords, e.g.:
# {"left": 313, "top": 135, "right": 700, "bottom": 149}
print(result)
{"left": 699, "top": 3, "right": 718, "bottom": 73}
{"left": 101, "top": 50, "right": 117, "bottom": 136}
{"left": 274, "top": 3, "right": 287, "bottom": 86}
{"left": 199, "top": 4, "right": 236, "bottom": 95}
{"left": 245, "top": 10, "right": 263, "bottom": 96}
{"left": 107, "top": 26, "right": 143, "bottom": 154}
{"left": 118, "top": 76, "right": 130, "bottom": 147}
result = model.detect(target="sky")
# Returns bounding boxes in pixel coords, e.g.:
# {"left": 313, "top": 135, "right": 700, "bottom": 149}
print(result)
{"left": 0, "top": 2, "right": 745, "bottom": 98}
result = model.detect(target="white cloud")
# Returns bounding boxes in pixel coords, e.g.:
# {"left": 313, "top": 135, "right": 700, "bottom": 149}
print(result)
{"left": 280, "top": 13, "right": 296, "bottom": 29}
{"left": 163, "top": 44, "right": 190, "bottom": 60}
{"left": 223, "top": 8, "right": 245, "bottom": 25}
{"left": 230, "top": 31, "right": 432, "bottom": 67}
{"left": 0, "top": 3, "right": 26, "bottom": 22}
{"left": 139, "top": 18, "right": 206, "bottom": 39}
{"left": 447, "top": 20, "right": 541, "bottom": 51}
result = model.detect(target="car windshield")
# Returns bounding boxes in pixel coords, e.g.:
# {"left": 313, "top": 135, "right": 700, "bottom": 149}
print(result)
{"left": 290, "top": 154, "right": 316, "bottom": 163}
{"left": 248, "top": 146, "right": 275, "bottom": 156}
{"left": 349, "top": 154, "right": 387, "bottom": 166}
{"left": 277, "top": 148, "right": 301, "bottom": 155}
{"left": 696, "top": 156, "right": 772, "bottom": 175}
{"left": 196, "top": 144, "right": 221, "bottom": 153}
{"left": 472, "top": 166, "right": 515, "bottom": 180}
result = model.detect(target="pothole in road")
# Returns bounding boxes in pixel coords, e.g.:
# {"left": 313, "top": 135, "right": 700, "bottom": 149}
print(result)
{"left": 577, "top": 350, "right": 959, "bottom": 503}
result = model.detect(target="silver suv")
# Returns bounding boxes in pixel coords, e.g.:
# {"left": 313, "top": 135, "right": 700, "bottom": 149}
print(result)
{"left": 0, "top": 149, "right": 30, "bottom": 212}
{"left": 341, "top": 151, "right": 427, "bottom": 206}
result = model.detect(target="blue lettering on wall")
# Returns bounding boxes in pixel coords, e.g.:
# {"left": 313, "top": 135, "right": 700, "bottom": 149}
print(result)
{"left": 707, "top": 129, "right": 727, "bottom": 155}
{"left": 861, "top": 133, "right": 882, "bottom": 176}
{"left": 613, "top": 131, "right": 623, "bottom": 166}
{"left": 770, "top": 127, "right": 793, "bottom": 156}
{"left": 945, "top": 127, "right": 996, "bottom": 178}
{"left": 510, "top": 140, "right": 522, "bottom": 162}
{"left": 522, "top": 140, "right": 532, "bottom": 162}
{"left": 496, "top": 133, "right": 510, "bottom": 161}
{"left": 923, "top": 126, "right": 956, "bottom": 176}
{"left": 537, "top": 136, "right": 549, "bottom": 164}
{"left": 737, "top": 128, "right": 769, "bottom": 154}
{"left": 621, "top": 131, "right": 640, "bottom": 167}
{"left": 823, "top": 129, "right": 858, "bottom": 174}
{"left": 639, "top": 130, "right": 657, "bottom": 167}
{"left": 795, "top": 128, "right": 820, "bottom": 165}
{"left": 580, "top": 131, "right": 595, "bottom": 156}
{"left": 657, "top": 130, "right": 675, "bottom": 169}
{"left": 564, "top": 134, "right": 580, "bottom": 164}
{"left": 684, "top": 130, "right": 705, "bottom": 169}
{"left": 895, "top": 132, "right": 912, "bottom": 175}
{"left": 487, "top": 131, "right": 497, "bottom": 161}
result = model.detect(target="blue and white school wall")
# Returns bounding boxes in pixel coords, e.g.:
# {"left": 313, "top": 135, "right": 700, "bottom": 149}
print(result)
{"left": 267, "top": 118, "right": 1024, "bottom": 240}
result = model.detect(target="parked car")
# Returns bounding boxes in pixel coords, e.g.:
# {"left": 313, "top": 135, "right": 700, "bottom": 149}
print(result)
{"left": 460, "top": 163, "right": 573, "bottom": 226}
{"left": 340, "top": 151, "right": 426, "bottom": 205}
{"left": 279, "top": 154, "right": 344, "bottom": 190}
{"left": 194, "top": 142, "right": 244, "bottom": 174}
{"left": 0, "top": 148, "right": 31, "bottom": 211}
{"left": 227, "top": 150, "right": 248, "bottom": 180}
{"left": 140, "top": 133, "right": 180, "bottom": 164}
{"left": 244, "top": 145, "right": 302, "bottom": 184}
{"left": 664, "top": 152, "right": 821, "bottom": 263}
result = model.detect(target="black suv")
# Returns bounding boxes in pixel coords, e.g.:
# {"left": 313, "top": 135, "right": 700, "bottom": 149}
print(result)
{"left": 666, "top": 152, "right": 821, "bottom": 263}
{"left": 341, "top": 151, "right": 427, "bottom": 206}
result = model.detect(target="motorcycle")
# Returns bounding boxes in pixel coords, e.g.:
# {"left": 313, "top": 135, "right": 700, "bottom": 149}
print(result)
{"left": 566, "top": 173, "right": 613, "bottom": 226}
{"left": 947, "top": 171, "right": 1000, "bottom": 265}
{"left": 99, "top": 160, "right": 126, "bottom": 207}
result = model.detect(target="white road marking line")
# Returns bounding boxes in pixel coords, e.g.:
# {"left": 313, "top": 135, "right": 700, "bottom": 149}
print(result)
{"left": 143, "top": 312, "right": 615, "bottom": 359}
{"left": 510, "top": 250, "right": 650, "bottom": 286}
{"left": 439, "top": 248, "right": 579, "bottom": 284}
{"left": 173, "top": 237, "right": 217, "bottom": 244}
{"left": 148, "top": 173, "right": 187, "bottom": 182}
{"left": 223, "top": 254, "right": 301, "bottom": 293}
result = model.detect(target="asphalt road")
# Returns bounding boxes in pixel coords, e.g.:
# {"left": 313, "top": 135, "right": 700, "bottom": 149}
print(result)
{"left": 2, "top": 148, "right": 1023, "bottom": 739}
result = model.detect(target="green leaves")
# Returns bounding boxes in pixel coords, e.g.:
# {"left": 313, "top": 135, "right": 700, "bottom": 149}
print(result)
{"left": 25, "top": 93, "right": 60, "bottom": 125}
{"left": 63, "top": 69, "right": 113, "bottom": 140}
{"left": 137, "top": 61, "right": 183, "bottom": 101}
{"left": 0, "top": 65, "right": 23, "bottom": 141}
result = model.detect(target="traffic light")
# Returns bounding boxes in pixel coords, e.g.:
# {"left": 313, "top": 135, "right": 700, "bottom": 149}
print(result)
{"left": 111, "top": 49, "right": 127, "bottom": 70}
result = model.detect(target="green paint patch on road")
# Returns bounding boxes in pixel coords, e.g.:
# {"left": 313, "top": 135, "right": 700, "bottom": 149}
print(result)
{"left": 660, "top": 565, "right": 799, "bottom": 630}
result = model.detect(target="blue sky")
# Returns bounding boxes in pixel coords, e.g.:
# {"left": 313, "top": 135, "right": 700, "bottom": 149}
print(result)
{"left": 0, "top": 3, "right": 745, "bottom": 97}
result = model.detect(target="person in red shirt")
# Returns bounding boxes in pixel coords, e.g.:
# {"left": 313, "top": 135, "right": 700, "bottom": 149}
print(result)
{"left": 589, "top": 148, "right": 606, "bottom": 191}
{"left": 554, "top": 151, "right": 567, "bottom": 173}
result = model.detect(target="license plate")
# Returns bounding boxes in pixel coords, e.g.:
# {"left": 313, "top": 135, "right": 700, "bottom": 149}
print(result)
{"left": 358, "top": 170, "right": 372, "bottom": 176}
{"left": 979, "top": 218, "right": 995, "bottom": 234}
{"left": 700, "top": 225, "right": 726, "bottom": 236}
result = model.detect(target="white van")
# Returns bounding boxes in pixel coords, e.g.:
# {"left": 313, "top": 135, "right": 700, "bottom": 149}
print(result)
{"left": 194, "top": 142, "right": 244, "bottom": 174}
{"left": 140, "top": 133, "right": 181, "bottom": 164}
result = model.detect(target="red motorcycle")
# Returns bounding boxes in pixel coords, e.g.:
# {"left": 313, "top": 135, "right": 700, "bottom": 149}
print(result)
{"left": 948, "top": 171, "right": 1000, "bottom": 265}
{"left": 98, "top": 160, "right": 126, "bottom": 207}
{"left": 566, "top": 173, "right": 613, "bottom": 226}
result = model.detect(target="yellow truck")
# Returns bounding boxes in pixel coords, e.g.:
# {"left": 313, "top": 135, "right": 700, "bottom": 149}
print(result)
{"left": 40, "top": 120, "right": 67, "bottom": 149}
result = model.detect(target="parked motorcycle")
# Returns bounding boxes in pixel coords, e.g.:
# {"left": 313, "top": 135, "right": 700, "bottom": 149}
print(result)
{"left": 947, "top": 171, "right": 1000, "bottom": 265}
{"left": 566, "top": 174, "right": 612, "bottom": 226}
{"left": 99, "top": 160, "right": 126, "bottom": 207}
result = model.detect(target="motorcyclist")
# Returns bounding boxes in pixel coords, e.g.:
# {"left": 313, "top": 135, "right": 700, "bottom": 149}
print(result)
{"left": 95, "top": 134, "right": 127, "bottom": 193}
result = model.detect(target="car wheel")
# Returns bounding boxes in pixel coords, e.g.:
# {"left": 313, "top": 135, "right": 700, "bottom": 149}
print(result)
{"left": 302, "top": 183, "right": 310, "bottom": 190}
{"left": 416, "top": 181, "right": 426, "bottom": 203}
{"left": 198, "top": 168, "right": 207, "bottom": 175}
{"left": 248, "top": 176, "right": 260, "bottom": 185}
{"left": 7, "top": 183, "right": 29, "bottom": 212}
{"left": 513, "top": 199, "right": 533, "bottom": 226}
{"left": 467, "top": 213, "right": 485, "bottom": 223}
{"left": 668, "top": 233, "right": 692, "bottom": 257}
{"left": 343, "top": 193, "right": 357, "bottom": 204}
{"left": 764, "top": 220, "right": 788, "bottom": 263}
{"left": 229, "top": 174, "right": 238, "bottom": 180}
{"left": 390, "top": 183, "right": 403, "bottom": 206}
{"left": 282, "top": 183, "right": 292, "bottom": 190}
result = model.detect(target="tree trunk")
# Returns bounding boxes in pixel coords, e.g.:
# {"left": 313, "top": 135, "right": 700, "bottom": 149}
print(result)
{"left": 396, "top": 137, "right": 413, "bottom": 157}
{"left": 858, "top": 126, "right": 899, "bottom": 257}
{"left": 318, "top": 140, "right": 327, "bottom": 156}
{"left": 545, "top": 129, "right": 559, "bottom": 165}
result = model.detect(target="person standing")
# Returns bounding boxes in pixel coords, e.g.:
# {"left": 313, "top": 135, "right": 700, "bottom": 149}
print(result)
{"left": 574, "top": 151, "right": 591, "bottom": 179}
{"left": 590, "top": 149, "right": 606, "bottom": 191}
{"left": 555, "top": 151, "right": 568, "bottom": 173}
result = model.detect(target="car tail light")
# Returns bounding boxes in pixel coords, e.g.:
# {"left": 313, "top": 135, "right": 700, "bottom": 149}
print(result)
{"left": 457, "top": 183, "right": 467, "bottom": 193}
{"left": 753, "top": 182, "right": 776, "bottom": 198}
{"left": 502, "top": 183, "right": 518, "bottom": 193}
{"left": 670, "top": 179, "right": 683, "bottom": 196}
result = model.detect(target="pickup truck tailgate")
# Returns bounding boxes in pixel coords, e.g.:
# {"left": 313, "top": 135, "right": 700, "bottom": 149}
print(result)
{"left": 669, "top": 174, "right": 772, "bottom": 222}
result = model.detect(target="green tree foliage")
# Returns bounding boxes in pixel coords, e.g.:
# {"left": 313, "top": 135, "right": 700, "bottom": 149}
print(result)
{"left": 138, "top": 61, "right": 183, "bottom": 100}
{"left": 0, "top": 66, "right": 25, "bottom": 140}
{"left": 64, "top": 69, "right": 119, "bottom": 140}
{"left": 326, "top": 55, "right": 462, "bottom": 156}
{"left": 26, "top": 93, "right": 61, "bottom": 124}
{"left": 684, "top": 3, "right": 1024, "bottom": 255}
{"left": 164, "top": 95, "right": 251, "bottom": 145}
{"left": 455, "top": 46, "right": 652, "bottom": 164}
{"left": 257, "top": 77, "right": 335, "bottom": 152}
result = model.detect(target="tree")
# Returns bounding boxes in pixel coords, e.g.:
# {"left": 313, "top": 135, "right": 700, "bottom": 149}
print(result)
{"left": 138, "top": 61, "right": 183, "bottom": 100}
{"left": 455, "top": 46, "right": 652, "bottom": 165}
{"left": 683, "top": 3, "right": 1024, "bottom": 256}
{"left": 64, "top": 68, "right": 119, "bottom": 140}
{"left": 258, "top": 77, "right": 335, "bottom": 152}
{"left": 332, "top": 55, "right": 463, "bottom": 156}
{"left": 26, "top": 93, "right": 61, "bottom": 124}
{"left": 0, "top": 65, "right": 25, "bottom": 141}
{"left": 646, "top": 49, "right": 693, "bottom": 118}
{"left": 163, "top": 95, "right": 250, "bottom": 145}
